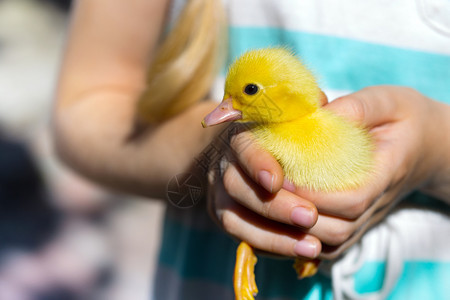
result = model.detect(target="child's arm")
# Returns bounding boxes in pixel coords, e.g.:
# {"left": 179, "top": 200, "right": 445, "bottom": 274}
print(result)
{"left": 54, "top": 0, "right": 223, "bottom": 198}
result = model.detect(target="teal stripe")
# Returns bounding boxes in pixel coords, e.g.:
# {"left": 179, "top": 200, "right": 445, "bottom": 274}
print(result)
{"left": 228, "top": 27, "right": 450, "bottom": 104}
{"left": 354, "top": 261, "right": 450, "bottom": 299}
{"left": 354, "top": 262, "right": 386, "bottom": 294}
{"left": 158, "top": 212, "right": 236, "bottom": 286}
{"left": 407, "top": 191, "right": 450, "bottom": 211}
{"left": 388, "top": 262, "right": 450, "bottom": 300}
{"left": 255, "top": 257, "right": 333, "bottom": 299}
{"left": 159, "top": 212, "right": 333, "bottom": 299}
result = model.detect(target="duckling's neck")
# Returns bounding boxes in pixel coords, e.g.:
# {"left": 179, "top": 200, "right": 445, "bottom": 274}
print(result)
{"left": 263, "top": 110, "right": 338, "bottom": 141}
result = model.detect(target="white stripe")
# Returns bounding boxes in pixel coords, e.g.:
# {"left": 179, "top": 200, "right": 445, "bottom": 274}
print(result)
{"left": 226, "top": 0, "right": 450, "bottom": 55}
{"left": 354, "top": 206, "right": 450, "bottom": 261}
{"left": 210, "top": 74, "right": 226, "bottom": 102}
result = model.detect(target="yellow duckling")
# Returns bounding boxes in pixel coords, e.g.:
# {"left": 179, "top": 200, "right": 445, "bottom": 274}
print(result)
{"left": 202, "top": 48, "right": 374, "bottom": 300}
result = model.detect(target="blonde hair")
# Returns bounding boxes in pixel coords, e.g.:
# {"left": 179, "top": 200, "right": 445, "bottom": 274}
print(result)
{"left": 137, "top": 0, "right": 226, "bottom": 123}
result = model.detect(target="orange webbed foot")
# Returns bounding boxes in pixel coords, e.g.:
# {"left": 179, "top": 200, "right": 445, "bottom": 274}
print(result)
{"left": 234, "top": 242, "right": 258, "bottom": 300}
{"left": 293, "top": 258, "right": 321, "bottom": 279}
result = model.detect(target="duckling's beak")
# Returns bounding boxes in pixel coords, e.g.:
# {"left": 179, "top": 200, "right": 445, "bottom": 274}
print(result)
{"left": 202, "top": 97, "right": 242, "bottom": 127}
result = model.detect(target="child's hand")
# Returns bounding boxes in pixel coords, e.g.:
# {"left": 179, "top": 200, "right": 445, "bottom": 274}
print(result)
{"left": 208, "top": 139, "right": 321, "bottom": 259}
{"left": 209, "top": 86, "right": 450, "bottom": 259}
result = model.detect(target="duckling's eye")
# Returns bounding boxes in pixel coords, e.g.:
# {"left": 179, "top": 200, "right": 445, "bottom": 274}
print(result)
{"left": 244, "top": 84, "right": 259, "bottom": 95}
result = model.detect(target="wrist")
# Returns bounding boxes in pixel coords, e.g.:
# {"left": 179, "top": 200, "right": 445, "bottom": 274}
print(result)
{"left": 420, "top": 101, "right": 450, "bottom": 202}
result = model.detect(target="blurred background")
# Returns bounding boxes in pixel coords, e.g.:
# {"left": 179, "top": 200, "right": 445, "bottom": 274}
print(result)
{"left": 0, "top": 0, "right": 165, "bottom": 299}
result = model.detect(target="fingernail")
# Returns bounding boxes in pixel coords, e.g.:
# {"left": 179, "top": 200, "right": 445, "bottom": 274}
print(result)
{"left": 291, "top": 207, "right": 314, "bottom": 228}
{"left": 294, "top": 239, "right": 318, "bottom": 258}
{"left": 282, "top": 178, "right": 296, "bottom": 192}
{"left": 258, "top": 170, "right": 274, "bottom": 193}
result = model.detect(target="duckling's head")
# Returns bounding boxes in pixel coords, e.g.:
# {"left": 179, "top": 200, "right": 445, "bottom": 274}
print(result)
{"left": 202, "top": 48, "right": 322, "bottom": 127}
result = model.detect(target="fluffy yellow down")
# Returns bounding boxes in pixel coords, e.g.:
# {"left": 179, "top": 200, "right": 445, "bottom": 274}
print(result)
{"left": 226, "top": 48, "right": 374, "bottom": 192}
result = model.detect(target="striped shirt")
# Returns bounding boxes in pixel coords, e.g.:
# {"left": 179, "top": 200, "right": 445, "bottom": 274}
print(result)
{"left": 154, "top": 0, "right": 450, "bottom": 299}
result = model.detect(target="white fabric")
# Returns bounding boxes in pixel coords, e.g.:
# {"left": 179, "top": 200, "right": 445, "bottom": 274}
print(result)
{"left": 226, "top": 0, "right": 450, "bottom": 54}
{"left": 332, "top": 206, "right": 450, "bottom": 299}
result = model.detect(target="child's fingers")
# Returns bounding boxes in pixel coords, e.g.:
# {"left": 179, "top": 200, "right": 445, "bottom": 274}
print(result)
{"left": 223, "top": 163, "right": 318, "bottom": 229}
{"left": 324, "top": 86, "right": 413, "bottom": 127}
{"left": 308, "top": 190, "right": 400, "bottom": 260}
{"left": 220, "top": 208, "right": 321, "bottom": 259}
{"left": 230, "top": 131, "right": 284, "bottom": 193}
{"left": 212, "top": 185, "right": 321, "bottom": 259}
{"left": 210, "top": 166, "right": 321, "bottom": 259}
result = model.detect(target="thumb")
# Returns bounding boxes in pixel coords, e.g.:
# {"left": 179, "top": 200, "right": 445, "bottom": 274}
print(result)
{"left": 323, "top": 86, "right": 402, "bottom": 128}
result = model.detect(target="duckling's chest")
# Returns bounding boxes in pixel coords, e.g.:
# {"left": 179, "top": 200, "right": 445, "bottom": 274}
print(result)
{"left": 253, "top": 114, "right": 340, "bottom": 156}
{"left": 251, "top": 113, "right": 373, "bottom": 191}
